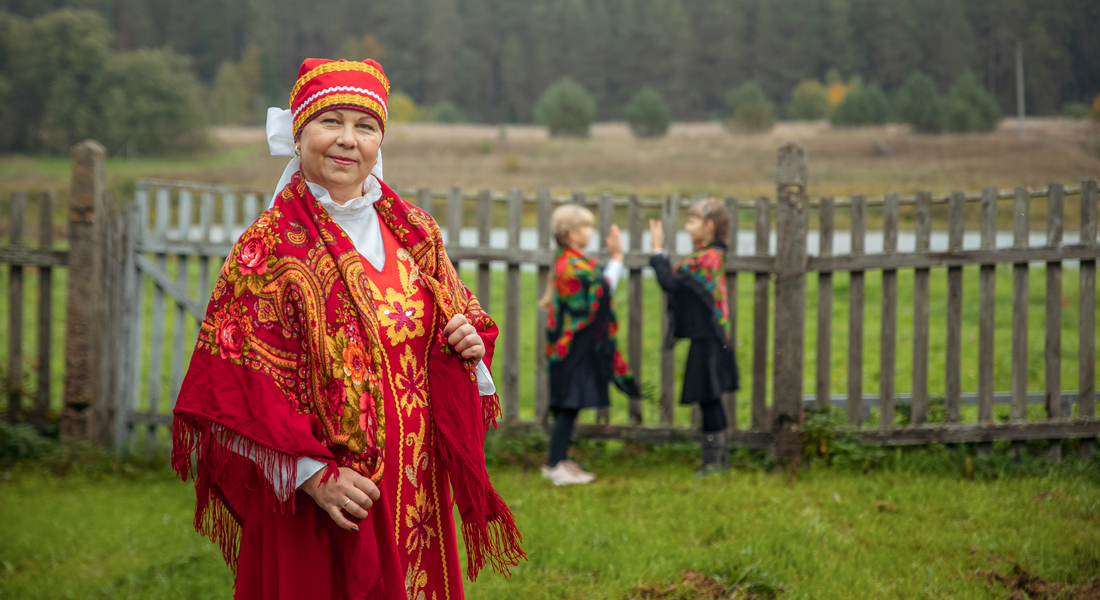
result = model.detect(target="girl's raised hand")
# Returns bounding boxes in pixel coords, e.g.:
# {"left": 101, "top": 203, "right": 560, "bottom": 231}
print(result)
{"left": 606, "top": 224, "right": 624, "bottom": 260}
{"left": 649, "top": 219, "right": 664, "bottom": 251}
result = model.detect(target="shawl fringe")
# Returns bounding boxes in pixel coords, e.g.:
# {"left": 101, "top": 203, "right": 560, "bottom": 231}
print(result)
{"left": 435, "top": 424, "right": 525, "bottom": 580}
{"left": 483, "top": 392, "right": 502, "bottom": 429}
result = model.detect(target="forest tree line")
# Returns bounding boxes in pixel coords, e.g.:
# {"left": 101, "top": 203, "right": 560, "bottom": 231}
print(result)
{"left": 0, "top": 0, "right": 1097, "bottom": 151}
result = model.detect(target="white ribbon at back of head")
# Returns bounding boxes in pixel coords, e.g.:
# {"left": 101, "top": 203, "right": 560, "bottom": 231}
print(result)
{"left": 266, "top": 107, "right": 384, "bottom": 209}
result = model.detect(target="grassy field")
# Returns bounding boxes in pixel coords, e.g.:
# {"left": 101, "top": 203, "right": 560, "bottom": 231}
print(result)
{"left": 0, "top": 445, "right": 1098, "bottom": 600}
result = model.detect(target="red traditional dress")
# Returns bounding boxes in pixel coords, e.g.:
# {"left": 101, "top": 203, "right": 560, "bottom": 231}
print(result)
{"left": 172, "top": 173, "right": 523, "bottom": 600}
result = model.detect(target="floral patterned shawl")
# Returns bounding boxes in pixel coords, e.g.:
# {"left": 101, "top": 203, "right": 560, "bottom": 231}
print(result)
{"left": 172, "top": 171, "right": 523, "bottom": 580}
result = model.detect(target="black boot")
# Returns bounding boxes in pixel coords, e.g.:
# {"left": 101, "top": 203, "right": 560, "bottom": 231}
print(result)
{"left": 696, "top": 431, "right": 730, "bottom": 476}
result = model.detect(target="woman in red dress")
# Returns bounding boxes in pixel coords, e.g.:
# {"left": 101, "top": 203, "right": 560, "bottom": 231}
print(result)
{"left": 172, "top": 58, "right": 524, "bottom": 600}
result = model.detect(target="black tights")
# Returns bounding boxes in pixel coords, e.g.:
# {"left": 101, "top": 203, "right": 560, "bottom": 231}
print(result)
{"left": 547, "top": 408, "right": 579, "bottom": 467}
{"left": 700, "top": 400, "right": 727, "bottom": 433}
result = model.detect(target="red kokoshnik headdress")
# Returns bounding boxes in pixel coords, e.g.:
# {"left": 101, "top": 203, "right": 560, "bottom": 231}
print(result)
{"left": 290, "top": 58, "right": 390, "bottom": 137}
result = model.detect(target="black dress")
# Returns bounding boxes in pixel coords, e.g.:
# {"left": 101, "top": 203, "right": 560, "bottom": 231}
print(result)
{"left": 650, "top": 251, "right": 740, "bottom": 406}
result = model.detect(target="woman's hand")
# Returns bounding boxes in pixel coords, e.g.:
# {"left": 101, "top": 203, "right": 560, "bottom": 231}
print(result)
{"left": 606, "top": 224, "right": 624, "bottom": 261}
{"left": 649, "top": 219, "right": 664, "bottom": 251}
{"left": 444, "top": 314, "right": 485, "bottom": 362}
{"left": 302, "top": 466, "right": 380, "bottom": 532}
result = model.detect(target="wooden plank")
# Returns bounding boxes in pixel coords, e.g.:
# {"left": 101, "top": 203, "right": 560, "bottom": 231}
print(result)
{"left": 880, "top": 193, "right": 898, "bottom": 429}
{"left": 911, "top": 191, "right": 932, "bottom": 425}
{"left": 723, "top": 196, "right": 739, "bottom": 430}
{"left": 476, "top": 189, "right": 491, "bottom": 311}
{"left": 752, "top": 196, "right": 770, "bottom": 429}
{"left": 978, "top": 188, "right": 997, "bottom": 428}
{"left": 806, "top": 245, "right": 1100, "bottom": 271}
{"left": 856, "top": 419, "right": 1100, "bottom": 446}
{"left": 198, "top": 192, "right": 213, "bottom": 311}
{"left": 534, "top": 190, "right": 552, "bottom": 428}
{"left": 816, "top": 197, "right": 834, "bottom": 412}
{"left": 1079, "top": 179, "right": 1097, "bottom": 459}
{"left": 176, "top": 189, "right": 193, "bottom": 242}
{"left": 1046, "top": 183, "right": 1064, "bottom": 461}
{"left": 242, "top": 192, "right": 259, "bottom": 226}
{"left": 146, "top": 251, "right": 166, "bottom": 447}
{"left": 628, "top": 195, "right": 644, "bottom": 425}
{"left": 847, "top": 194, "right": 865, "bottom": 426}
{"left": 0, "top": 247, "right": 69, "bottom": 267}
{"left": 447, "top": 186, "right": 463, "bottom": 252}
{"left": 945, "top": 190, "right": 965, "bottom": 423}
{"left": 154, "top": 188, "right": 170, "bottom": 242}
{"left": 772, "top": 144, "right": 809, "bottom": 462}
{"left": 221, "top": 191, "right": 236, "bottom": 244}
{"left": 170, "top": 191, "right": 192, "bottom": 413}
{"left": 503, "top": 189, "right": 521, "bottom": 423}
{"left": 35, "top": 191, "right": 54, "bottom": 419}
{"left": 660, "top": 194, "right": 678, "bottom": 427}
{"left": 7, "top": 191, "right": 25, "bottom": 421}
{"left": 597, "top": 192, "right": 614, "bottom": 425}
{"left": 416, "top": 187, "right": 431, "bottom": 217}
{"left": 1012, "top": 186, "right": 1030, "bottom": 425}
{"left": 136, "top": 185, "right": 150, "bottom": 240}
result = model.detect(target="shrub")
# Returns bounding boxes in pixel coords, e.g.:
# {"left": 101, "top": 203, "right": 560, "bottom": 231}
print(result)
{"left": 209, "top": 60, "right": 249, "bottom": 125}
{"left": 894, "top": 72, "right": 943, "bottom": 133}
{"left": 535, "top": 77, "right": 596, "bottom": 137}
{"left": 787, "top": 79, "right": 830, "bottom": 120}
{"left": 623, "top": 87, "right": 671, "bottom": 138}
{"left": 944, "top": 95, "right": 980, "bottom": 133}
{"left": 1062, "top": 102, "right": 1089, "bottom": 119}
{"left": 1092, "top": 93, "right": 1100, "bottom": 123}
{"left": 724, "top": 81, "right": 775, "bottom": 133}
{"left": 830, "top": 80, "right": 891, "bottom": 126}
{"left": 945, "top": 72, "right": 1001, "bottom": 133}
{"left": 387, "top": 92, "right": 417, "bottom": 123}
{"left": 432, "top": 101, "right": 465, "bottom": 123}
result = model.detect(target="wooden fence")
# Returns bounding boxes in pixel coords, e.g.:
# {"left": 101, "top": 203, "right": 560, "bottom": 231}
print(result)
{"left": 2, "top": 141, "right": 1098, "bottom": 463}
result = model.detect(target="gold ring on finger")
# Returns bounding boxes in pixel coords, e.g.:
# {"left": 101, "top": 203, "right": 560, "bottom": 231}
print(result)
{"left": 343, "top": 498, "right": 351, "bottom": 508}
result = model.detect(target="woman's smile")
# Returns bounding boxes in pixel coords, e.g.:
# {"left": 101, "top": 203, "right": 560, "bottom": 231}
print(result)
{"left": 330, "top": 155, "right": 357, "bottom": 166}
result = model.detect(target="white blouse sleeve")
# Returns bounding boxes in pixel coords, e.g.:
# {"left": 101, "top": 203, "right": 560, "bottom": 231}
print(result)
{"left": 603, "top": 258, "right": 625, "bottom": 293}
{"left": 295, "top": 456, "right": 328, "bottom": 491}
{"left": 476, "top": 360, "right": 496, "bottom": 395}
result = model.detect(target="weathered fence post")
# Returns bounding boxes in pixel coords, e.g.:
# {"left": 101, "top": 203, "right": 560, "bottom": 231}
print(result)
{"left": 62, "top": 140, "right": 106, "bottom": 442}
{"left": 772, "top": 144, "right": 808, "bottom": 465}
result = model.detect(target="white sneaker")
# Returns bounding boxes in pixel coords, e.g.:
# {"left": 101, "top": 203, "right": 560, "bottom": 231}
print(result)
{"left": 560, "top": 460, "right": 597, "bottom": 483}
{"left": 542, "top": 463, "right": 590, "bottom": 486}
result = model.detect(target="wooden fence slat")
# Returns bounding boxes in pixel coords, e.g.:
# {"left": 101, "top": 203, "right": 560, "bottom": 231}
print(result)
{"left": 36, "top": 191, "right": 54, "bottom": 419}
{"left": 477, "top": 189, "right": 492, "bottom": 311}
{"left": 534, "top": 190, "right": 552, "bottom": 428}
{"left": 503, "top": 189, "right": 521, "bottom": 423}
{"left": 945, "top": 190, "right": 965, "bottom": 423}
{"left": 816, "top": 197, "right": 834, "bottom": 412}
{"left": 169, "top": 191, "right": 192, "bottom": 414}
{"left": 597, "top": 192, "right": 614, "bottom": 425}
{"left": 221, "top": 192, "right": 236, "bottom": 242}
{"left": 723, "top": 196, "right": 739, "bottom": 430}
{"left": 628, "top": 195, "right": 644, "bottom": 425}
{"left": 880, "top": 193, "right": 898, "bottom": 429}
{"left": 242, "top": 193, "right": 258, "bottom": 228}
{"left": 752, "top": 196, "right": 770, "bottom": 429}
{"left": 154, "top": 189, "right": 170, "bottom": 241}
{"left": 978, "top": 188, "right": 997, "bottom": 432}
{"left": 1012, "top": 186, "right": 1030, "bottom": 426}
{"left": 198, "top": 192, "right": 213, "bottom": 311}
{"left": 124, "top": 204, "right": 145, "bottom": 447}
{"left": 447, "top": 186, "right": 462, "bottom": 254}
{"left": 7, "top": 191, "right": 25, "bottom": 421}
{"left": 1079, "top": 179, "right": 1097, "bottom": 459}
{"left": 1046, "top": 183, "right": 1064, "bottom": 461}
{"left": 660, "top": 194, "right": 678, "bottom": 427}
{"left": 113, "top": 205, "right": 141, "bottom": 449}
{"left": 416, "top": 187, "right": 431, "bottom": 217}
{"left": 848, "top": 194, "right": 865, "bottom": 425}
{"left": 136, "top": 185, "right": 150, "bottom": 240}
{"left": 912, "top": 191, "right": 932, "bottom": 425}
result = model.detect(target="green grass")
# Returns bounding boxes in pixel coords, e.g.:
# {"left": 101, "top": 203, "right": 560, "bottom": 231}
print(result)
{"left": 0, "top": 259, "right": 1097, "bottom": 430}
{"left": 1, "top": 448, "right": 1098, "bottom": 599}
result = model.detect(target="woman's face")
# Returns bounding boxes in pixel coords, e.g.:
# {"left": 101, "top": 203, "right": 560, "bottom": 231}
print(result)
{"left": 567, "top": 224, "right": 594, "bottom": 249}
{"left": 298, "top": 108, "right": 382, "bottom": 200}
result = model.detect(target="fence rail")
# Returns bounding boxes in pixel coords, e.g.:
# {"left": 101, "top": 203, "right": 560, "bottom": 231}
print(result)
{"left": 2, "top": 142, "right": 1098, "bottom": 464}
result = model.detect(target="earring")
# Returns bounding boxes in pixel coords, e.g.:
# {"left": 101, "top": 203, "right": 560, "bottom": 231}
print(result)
{"left": 294, "top": 147, "right": 300, "bottom": 157}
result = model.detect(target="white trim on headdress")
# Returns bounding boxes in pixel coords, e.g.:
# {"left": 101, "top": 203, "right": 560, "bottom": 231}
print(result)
{"left": 266, "top": 107, "right": 383, "bottom": 208}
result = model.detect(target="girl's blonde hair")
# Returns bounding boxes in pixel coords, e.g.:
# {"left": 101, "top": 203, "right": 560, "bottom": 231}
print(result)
{"left": 538, "top": 204, "right": 595, "bottom": 310}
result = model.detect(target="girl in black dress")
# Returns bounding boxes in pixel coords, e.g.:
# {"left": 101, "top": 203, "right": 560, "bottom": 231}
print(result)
{"left": 649, "top": 198, "right": 740, "bottom": 474}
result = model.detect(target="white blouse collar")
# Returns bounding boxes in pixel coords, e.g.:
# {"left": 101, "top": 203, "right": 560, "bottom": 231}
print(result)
{"left": 306, "top": 174, "right": 383, "bottom": 220}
